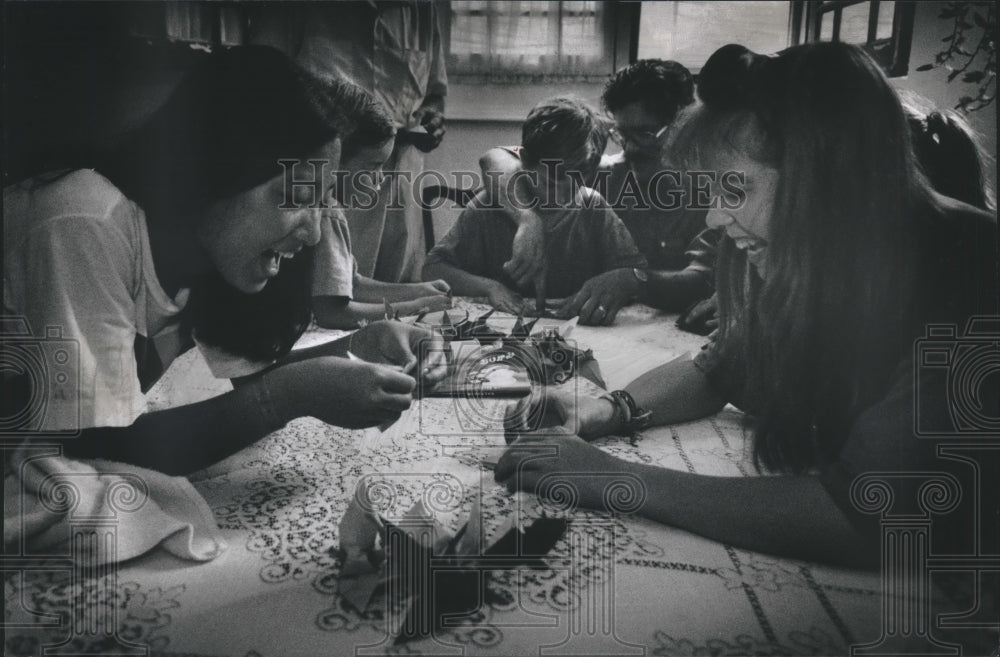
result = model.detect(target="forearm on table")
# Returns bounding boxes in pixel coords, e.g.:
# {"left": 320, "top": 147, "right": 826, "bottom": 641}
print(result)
{"left": 624, "top": 463, "right": 875, "bottom": 566}
{"left": 641, "top": 268, "right": 713, "bottom": 311}
{"left": 61, "top": 380, "right": 288, "bottom": 476}
{"left": 422, "top": 263, "right": 496, "bottom": 297}
{"left": 312, "top": 295, "right": 401, "bottom": 329}
{"left": 623, "top": 355, "right": 726, "bottom": 426}
{"left": 353, "top": 276, "right": 425, "bottom": 303}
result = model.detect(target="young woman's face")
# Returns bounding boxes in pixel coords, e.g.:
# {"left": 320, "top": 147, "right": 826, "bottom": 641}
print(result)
{"left": 198, "top": 139, "right": 340, "bottom": 293}
{"left": 705, "top": 149, "right": 780, "bottom": 276}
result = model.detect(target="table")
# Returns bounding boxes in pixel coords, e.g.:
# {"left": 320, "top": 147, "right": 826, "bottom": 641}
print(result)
{"left": 2, "top": 302, "right": 982, "bottom": 656}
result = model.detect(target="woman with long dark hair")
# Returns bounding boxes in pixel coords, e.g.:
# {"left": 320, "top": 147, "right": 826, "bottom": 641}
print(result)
{"left": 497, "top": 42, "right": 997, "bottom": 566}
{"left": 4, "top": 46, "right": 445, "bottom": 477}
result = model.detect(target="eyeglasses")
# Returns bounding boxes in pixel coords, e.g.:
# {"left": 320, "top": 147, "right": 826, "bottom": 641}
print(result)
{"left": 608, "top": 124, "right": 670, "bottom": 147}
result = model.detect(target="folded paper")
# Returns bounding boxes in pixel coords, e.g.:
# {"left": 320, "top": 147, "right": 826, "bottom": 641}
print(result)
{"left": 335, "top": 485, "right": 568, "bottom": 644}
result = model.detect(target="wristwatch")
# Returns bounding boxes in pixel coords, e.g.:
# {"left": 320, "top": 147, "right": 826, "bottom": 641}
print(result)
{"left": 632, "top": 267, "right": 649, "bottom": 284}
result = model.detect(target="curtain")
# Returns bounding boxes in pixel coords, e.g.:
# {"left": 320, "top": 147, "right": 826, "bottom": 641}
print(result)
{"left": 448, "top": 1, "right": 613, "bottom": 82}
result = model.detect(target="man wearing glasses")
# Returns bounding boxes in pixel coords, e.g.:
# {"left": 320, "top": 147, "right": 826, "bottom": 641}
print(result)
{"left": 480, "top": 60, "right": 714, "bottom": 325}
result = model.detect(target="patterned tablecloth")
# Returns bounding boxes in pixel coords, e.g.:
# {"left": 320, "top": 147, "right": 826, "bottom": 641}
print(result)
{"left": 3, "top": 302, "right": 982, "bottom": 656}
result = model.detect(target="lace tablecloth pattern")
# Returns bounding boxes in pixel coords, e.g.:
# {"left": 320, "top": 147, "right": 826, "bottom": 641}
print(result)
{"left": 6, "top": 302, "right": 984, "bottom": 656}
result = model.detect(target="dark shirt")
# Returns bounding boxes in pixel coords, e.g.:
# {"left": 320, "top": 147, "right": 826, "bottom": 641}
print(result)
{"left": 597, "top": 154, "right": 708, "bottom": 271}
{"left": 693, "top": 201, "right": 998, "bottom": 555}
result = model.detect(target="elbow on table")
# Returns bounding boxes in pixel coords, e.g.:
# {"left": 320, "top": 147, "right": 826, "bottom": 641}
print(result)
{"left": 312, "top": 295, "right": 356, "bottom": 330}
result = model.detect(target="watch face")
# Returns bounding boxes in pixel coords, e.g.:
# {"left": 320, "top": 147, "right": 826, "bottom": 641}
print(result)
{"left": 633, "top": 267, "right": 648, "bottom": 283}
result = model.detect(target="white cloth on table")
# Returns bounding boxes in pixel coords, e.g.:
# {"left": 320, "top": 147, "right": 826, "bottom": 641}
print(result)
{"left": 4, "top": 450, "right": 226, "bottom": 564}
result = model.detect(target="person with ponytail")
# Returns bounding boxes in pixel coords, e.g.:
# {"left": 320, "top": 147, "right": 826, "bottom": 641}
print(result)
{"left": 496, "top": 42, "right": 997, "bottom": 566}
{"left": 906, "top": 103, "right": 996, "bottom": 211}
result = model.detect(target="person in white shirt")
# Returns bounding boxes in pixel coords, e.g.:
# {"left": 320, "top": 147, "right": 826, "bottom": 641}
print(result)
{"left": 3, "top": 46, "right": 445, "bottom": 477}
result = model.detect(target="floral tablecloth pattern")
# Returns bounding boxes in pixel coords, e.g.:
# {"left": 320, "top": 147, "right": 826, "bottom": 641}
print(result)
{"left": 5, "top": 302, "right": 988, "bottom": 656}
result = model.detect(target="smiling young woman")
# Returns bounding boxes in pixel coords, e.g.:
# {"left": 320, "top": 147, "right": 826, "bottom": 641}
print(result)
{"left": 497, "top": 42, "right": 998, "bottom": 567}
{"left": 3, "top": 46, "right": 446, "bottom": 477}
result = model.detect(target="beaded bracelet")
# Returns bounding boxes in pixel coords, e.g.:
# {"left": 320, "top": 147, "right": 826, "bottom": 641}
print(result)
{"left": 601, "top": 389, "right": 653, "bottom": 439}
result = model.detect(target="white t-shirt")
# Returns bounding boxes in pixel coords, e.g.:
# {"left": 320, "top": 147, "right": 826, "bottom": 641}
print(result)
{"left": 4, "top": 170, "right": 191, "bottom": 430}
{"left": 310, "top": 205, "right": 356, "bottom": 299}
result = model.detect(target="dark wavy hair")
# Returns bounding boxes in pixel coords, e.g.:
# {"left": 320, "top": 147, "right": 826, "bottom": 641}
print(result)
{"left": 602, "top": 59, "right": 695, "bottom": 123}
{"left": 672, "top": 42, "right": 949, "bottom": 472}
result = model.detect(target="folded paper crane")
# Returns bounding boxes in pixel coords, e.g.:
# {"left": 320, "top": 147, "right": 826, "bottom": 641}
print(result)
{"left": 335, "top": 489, "right": 568, "bottom": 644}
{"left": 417, "top": 310, "right": 605, "bottom": 396}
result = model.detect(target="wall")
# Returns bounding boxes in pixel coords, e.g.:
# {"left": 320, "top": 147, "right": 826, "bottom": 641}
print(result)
{"left": 421, "top": 118, "right": 520, "bottom": 244}
{"left": 891, "top": 1, "right": 996, "bottom": 185}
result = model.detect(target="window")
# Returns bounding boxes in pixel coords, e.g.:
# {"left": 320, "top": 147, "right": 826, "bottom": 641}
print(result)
{"left": 129, "top": 2, "right": 247, "bottom": 47}
{"left": 635, "top": 0, "right": 914, "bottom": 76}
{"left": 637, "top": 1, "right": 793, "bottom": 68}
{"left": 447, "top": 1, "right": 632, "bottom": 82}
{"left": 806, "top": 1, "right": 915, "bottom": 76}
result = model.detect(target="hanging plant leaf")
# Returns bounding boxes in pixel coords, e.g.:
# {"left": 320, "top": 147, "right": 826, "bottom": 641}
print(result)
{"left": 917, "top": 2, "right": 994, "bottom": 111}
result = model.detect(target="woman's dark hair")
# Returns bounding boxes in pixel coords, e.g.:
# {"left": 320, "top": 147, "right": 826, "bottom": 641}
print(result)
{"left": 18, "top": 47, "right": 393, "bottom": 363}
{"left": 672, "top": 42, "right": 945, "bottom": 472}
{"left": 602, "top": 59, "right": 695, "bottom": 123}
{"left": 184, "top": 65, "right": 395, "bottom": 363}
{"left": 97, "top": 46, "right": 349, "bottom": 228}
{"left": 104, "top": 46, "right": 354, "bottom": 363}
{"left": 184, "top": 245, "right": 316, "bottom": 363}
{"left": 906, "top": 104, "right": 996, "bottom": 211}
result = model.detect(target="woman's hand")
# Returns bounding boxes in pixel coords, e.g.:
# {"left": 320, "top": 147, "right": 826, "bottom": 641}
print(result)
{"left": 348, "top": 320, "right": 449, "bottom": 386}
{"left": 503, "top": 386, "right": 620, "bottom": 441}
{"left": 494, "top": 433, "right": 634, "bottom": 512}
{"left": 555, "top": 269, "right": 639, "bottom": 325}
{"left": 267, "top": 357, "right": 416, "bottom": 429}
{"left": 676, "top": 293, "right": 719, "bottom": 336}
{"left": 486, "top": 281, "right": 524, "bottom": 315}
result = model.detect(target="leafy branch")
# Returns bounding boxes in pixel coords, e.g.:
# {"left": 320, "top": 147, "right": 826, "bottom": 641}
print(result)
{"left": 916, "top": 1, "right": 997, "bottom": 112}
